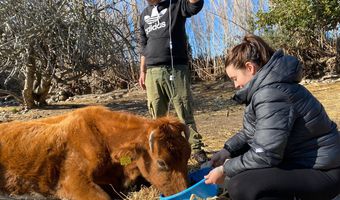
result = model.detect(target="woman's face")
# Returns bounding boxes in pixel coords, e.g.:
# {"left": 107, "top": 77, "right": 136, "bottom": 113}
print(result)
{"left": 226, "top": 62, "right": 257, "bottom": 89}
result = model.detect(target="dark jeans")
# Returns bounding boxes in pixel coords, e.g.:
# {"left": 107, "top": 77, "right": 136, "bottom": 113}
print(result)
{"left": 228, "top": 167, "right": 340, "bottom": 200}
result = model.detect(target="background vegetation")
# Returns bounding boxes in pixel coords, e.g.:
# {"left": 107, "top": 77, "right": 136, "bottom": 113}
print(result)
{"left": 0, "top": 0, "right": 339, "bottom": 108}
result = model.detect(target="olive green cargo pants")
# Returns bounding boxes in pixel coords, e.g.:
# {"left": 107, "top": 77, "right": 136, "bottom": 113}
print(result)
{"left": 145, "top": 65, "right": 204, "bottom": 151}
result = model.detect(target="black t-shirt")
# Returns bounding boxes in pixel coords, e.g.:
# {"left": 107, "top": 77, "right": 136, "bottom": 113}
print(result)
{"left": 139, "top": 0, "right": 204, "bottom": 66}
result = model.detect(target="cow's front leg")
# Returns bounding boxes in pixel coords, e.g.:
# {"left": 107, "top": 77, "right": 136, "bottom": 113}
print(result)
{"left": 56, "top": 172, "right": 111, "bottom": 200}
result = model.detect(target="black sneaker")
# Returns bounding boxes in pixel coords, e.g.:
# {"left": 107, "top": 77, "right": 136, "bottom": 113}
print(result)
{"left": 193, "top": 150, "right": 208, "bottom": 164}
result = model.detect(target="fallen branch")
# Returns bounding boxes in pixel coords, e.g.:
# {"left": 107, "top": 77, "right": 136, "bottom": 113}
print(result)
{"left": 0, "top": 89, "right": 23, "bottom": 104}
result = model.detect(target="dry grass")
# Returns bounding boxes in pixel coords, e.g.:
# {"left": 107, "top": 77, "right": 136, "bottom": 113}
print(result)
{"left": 0, "top": 80, "right": 339, "bottom": 200}
{"left": 126, "top": 186, "right": 160, "bottom": 200}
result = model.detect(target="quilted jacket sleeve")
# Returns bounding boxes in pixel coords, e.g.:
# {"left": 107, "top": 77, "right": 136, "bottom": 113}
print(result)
{"left": 223, "top": 87, "right": 296, "bottom": 177}
{"left": 224, "top": 129, "right": 249, "bottom": 158}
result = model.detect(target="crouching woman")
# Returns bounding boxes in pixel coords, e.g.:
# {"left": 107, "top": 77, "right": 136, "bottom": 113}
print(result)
{"left": 205, "top": 34, "right": 340, "bottom": 200}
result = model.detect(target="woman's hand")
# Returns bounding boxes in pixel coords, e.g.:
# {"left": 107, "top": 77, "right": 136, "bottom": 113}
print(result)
{"left": 210, "top": 148, "right": 230, "bottom": 167}
{"left": 204, "top": 166, "right": 226, "bottom": 185}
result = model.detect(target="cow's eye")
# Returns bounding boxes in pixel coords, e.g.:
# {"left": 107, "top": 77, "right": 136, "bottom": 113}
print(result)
{"left": 157, "top": 159, "right": 169, "bottom": 171}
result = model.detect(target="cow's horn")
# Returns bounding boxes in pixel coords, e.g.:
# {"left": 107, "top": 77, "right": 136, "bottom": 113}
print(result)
{"left": 149, "top": 130, "right": 156, "bottom": 152}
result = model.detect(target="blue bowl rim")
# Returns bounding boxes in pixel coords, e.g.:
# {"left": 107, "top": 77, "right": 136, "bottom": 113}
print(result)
{"left": 160, "top": 178, "right": 206, "bottom": 199}
{"left": 160, "top": 178, "right": 216, "bottom": 200}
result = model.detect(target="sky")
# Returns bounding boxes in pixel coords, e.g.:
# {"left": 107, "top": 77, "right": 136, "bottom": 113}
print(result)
{"left": 185, "top": 0, "right": 269, "bottom": 57}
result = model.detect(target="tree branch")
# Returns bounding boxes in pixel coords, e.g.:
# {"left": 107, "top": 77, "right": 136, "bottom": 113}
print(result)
{"left": 0, "top": 89, "right": 23, "bottom": 104}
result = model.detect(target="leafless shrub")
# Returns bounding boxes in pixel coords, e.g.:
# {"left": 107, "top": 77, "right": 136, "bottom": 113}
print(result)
{"left": 0, "top": 0, "right": 140, "bottom": 108}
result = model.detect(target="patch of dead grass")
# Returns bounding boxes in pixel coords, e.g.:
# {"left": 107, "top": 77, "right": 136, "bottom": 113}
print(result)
{"left": 126, "top": 186, "right": 160, "bottom": 200}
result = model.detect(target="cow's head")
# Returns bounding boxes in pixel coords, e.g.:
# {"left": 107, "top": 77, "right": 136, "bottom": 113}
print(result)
{"left": 139, "top": 117, "right": 191, "bottom": 196}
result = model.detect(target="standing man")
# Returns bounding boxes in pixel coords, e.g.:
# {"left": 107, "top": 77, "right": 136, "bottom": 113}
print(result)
{"left": 139, "top": 0, "right": 207, "bottom": 163}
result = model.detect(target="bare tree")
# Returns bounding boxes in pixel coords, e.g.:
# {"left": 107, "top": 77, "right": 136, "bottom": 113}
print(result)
{"left": 189, "top": 0, "right": 256, "bottom": 80}
{"left": 0, "top": 0, "right": 140, "bottom": 108}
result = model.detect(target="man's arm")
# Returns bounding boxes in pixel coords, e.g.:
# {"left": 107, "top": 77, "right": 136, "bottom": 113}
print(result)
{"left": 140, "top": 56, "right": 146, "bottom": 74}
{"left": 138, "top": 11, "right": 147, "bottom": 90}
{"left": 139, "top": 56, "right": 147, "bottom": 90}
{"left": 181, "top": 0, "right": 204, "bottom": 17}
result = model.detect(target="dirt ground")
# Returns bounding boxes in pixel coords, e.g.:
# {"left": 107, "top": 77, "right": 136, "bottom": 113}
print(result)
{"left": 0, "top": 79, "right": 339, "bottom": 200}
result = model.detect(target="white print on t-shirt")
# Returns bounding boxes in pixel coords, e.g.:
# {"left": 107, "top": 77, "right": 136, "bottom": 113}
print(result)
{"left": 144, "top": 6, "right": 167, "bottom": 35}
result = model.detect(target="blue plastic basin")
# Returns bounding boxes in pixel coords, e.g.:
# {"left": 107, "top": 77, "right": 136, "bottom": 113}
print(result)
{"left": 160, "top": 167, "right": 219, "bottom": 200}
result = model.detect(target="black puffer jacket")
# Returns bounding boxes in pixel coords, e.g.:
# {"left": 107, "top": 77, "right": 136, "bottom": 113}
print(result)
{"left": 223, "top": 50, "right": 340, "bottom": 177}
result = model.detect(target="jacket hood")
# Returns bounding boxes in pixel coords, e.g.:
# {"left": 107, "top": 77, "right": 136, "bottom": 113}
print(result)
{"left": 233, "top": 50, "right": 303, "bottom": 104}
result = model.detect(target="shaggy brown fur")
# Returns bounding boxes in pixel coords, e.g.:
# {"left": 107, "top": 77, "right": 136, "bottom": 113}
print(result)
{"left": 0, "top": 106, "right": 191, "bottom": 200}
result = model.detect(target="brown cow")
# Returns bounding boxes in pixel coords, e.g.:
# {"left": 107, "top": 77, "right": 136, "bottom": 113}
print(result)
{"left": 0, "top": 106, "right": 191, "bottom": 200}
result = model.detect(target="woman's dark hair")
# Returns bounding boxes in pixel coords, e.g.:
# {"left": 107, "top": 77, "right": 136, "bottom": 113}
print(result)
{"left": 225, "top": 34, "right": 275, "bottom": 70}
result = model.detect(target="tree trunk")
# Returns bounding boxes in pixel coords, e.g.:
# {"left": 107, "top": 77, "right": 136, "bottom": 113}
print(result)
{"left": 34, "top": 76, "right": 51, "bottom": 106}
{"left": 22, "top": 43, "right": 36, "bottom": 109}
{"left": 336, "top": 37, "right": 340, "bottom": 74}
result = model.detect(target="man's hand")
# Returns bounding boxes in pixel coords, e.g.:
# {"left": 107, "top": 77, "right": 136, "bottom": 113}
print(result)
{"left": 139, "top": 72, "right": 146, "bottom": 90}
{"left": 210, "top": 148, "right": 230, "bottom": 167}
{"left": 204, "top": 166, "right": 226, "bottom": 185}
